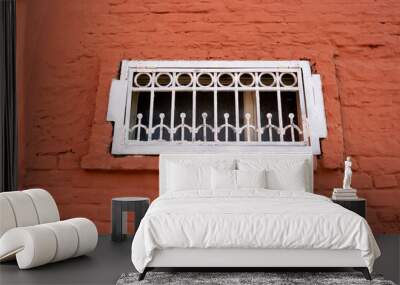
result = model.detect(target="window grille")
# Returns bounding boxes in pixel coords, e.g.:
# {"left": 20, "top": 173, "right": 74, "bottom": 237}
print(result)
{"left": 107, "top": 61, "right": 327, "bottom": 155}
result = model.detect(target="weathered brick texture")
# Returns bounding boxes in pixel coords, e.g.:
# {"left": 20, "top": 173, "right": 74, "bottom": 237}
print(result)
{"left": 17, "top": 0, "right": 400, "bottom": 233}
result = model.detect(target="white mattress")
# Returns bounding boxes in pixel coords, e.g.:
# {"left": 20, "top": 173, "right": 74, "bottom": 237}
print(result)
{"left": 131, "top": 190, "right": 380, "bottom": 273}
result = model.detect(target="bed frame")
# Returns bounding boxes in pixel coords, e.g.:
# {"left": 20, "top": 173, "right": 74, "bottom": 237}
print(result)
{"left": 141, "top": 248, "right": 370, "bottom": 280}
{"left": 139, "top": 150, "right": 371, "bottom": 280}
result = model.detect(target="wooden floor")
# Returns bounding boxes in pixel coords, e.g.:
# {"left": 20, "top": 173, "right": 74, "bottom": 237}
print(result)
{"left": 0, "top": 235, "right": 399, "bottom": 285}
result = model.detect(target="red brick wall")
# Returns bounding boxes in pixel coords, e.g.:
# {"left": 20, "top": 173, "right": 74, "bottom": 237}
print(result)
{"left": 16, "top": 0, "right": 400, "bottom": 234}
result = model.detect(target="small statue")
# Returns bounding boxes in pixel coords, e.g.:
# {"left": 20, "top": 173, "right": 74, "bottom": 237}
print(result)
{"left": 342, "top": 156, "right": 352, "bottom": 190}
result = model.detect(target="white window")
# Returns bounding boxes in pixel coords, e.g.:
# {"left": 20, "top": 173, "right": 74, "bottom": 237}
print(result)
{"left": 107, "top": 61, "right": 327, "bottom": 155}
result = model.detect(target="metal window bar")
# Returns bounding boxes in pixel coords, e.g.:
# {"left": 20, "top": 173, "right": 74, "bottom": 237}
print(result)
{"left": 170, "top": 88, "right": 175, "bottom": 142}
{"left": 125, "top": 69, "right": 135, "bottom": 141}
{"left": 147, "top": 73, "right": 155, "bottom": 141}
{"left": 255, "top": 87, "right": 262, "bottom": 142}
{"left": 276, "top": 72, "right": 284, "bottom": 142}
{"left": 234, "top": 73, "right": 240, "bottom": 142}
{"left": 213, "top": 72, "right": 218, "bottom": 142}
{"left": 296, "top": 69, "right": 308, "bottom": 144}
{"left": 192, "top": 72, "right": 196, "bottom": 142}
{"left": 127, "top": 68, "right": 307, "bottom": 146}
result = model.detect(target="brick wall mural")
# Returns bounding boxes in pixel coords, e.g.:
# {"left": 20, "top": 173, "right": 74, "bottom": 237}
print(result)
{"left": 16, "top": 0, "right": 400, "bottom": 233}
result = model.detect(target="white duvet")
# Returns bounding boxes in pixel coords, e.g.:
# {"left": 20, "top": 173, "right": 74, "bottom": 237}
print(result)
{"left": 131, "top": 190, "right": 380, "bottom": 273}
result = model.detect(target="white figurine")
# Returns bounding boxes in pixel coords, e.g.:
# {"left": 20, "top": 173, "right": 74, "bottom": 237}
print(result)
{"left": 342, "top": 156, "right": 352, "bottom": 190}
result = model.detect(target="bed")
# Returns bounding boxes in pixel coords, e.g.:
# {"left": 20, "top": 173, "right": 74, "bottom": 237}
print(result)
{"left": 131, "top": 151, "right": 380, "bottom": 280}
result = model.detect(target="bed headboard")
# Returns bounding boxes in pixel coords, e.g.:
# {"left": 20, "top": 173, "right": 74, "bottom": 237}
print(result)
{"left": 159, "top": 148, "right": 314, "bottom": 195}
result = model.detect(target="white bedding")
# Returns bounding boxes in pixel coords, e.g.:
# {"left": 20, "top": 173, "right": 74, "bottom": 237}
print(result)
{"left": 131, "top": 190, "right": 380, "bottom": 273}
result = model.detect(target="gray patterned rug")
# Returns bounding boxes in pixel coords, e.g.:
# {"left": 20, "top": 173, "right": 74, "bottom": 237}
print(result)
{"left": 116, "top": 272, "right": 396, "bottom": 285}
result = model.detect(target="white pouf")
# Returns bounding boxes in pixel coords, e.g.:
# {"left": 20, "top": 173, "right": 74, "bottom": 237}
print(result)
{"left": 0, "top": 189, "right": 98, "bottom": 269}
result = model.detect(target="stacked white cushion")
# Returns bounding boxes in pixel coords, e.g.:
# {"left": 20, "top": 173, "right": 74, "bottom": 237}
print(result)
{"left": 165, "top": 159, "right": 235, "bottom": 193}
{"left": 167, "top": 163, "right": 211, "bottom": 191}
{"left": 0, "top": 189, "right": 98, "bottom": 269}
{"left": 65, "top": 218, "right": 98, "bottom": 257}
{"left": 211, "top": 168, "right": 236, "bottom": 191}
{"left": 0, "top": 196, "right": 17, "bottom": 237}
{"left": 238, "top": 159, "right": 308, "bottom": 191}
{"left": 42, "top": 221, "right": 79, "bottom": 262}
{"left": 159, "top": 153, "right": 313, "bottom": 194}
{"left": 24, "top": 188, "right": 60, "bottom": 223}
{"left": 0, "top": 226, "right": 57, "bottom": 268}
{"left": 211, "top": 168, "right": 268, "bottom": 191}
{"left": 236, "top": 169, "right": 268, "bottom": 189}
{"left": 0, "top": 218, "right": 97, "bottom": 269}
{"left": 1, "top": 191, "right": 39, "bottom": 227}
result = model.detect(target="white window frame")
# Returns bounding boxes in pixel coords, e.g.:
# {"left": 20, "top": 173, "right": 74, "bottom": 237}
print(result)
{"left": 107, "top": 60, "right": 327, "bottom": 155}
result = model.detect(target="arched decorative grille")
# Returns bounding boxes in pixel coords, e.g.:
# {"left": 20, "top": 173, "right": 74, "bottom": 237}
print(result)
{"left": 107, "top": 61, "right": 327, "bottom": 154}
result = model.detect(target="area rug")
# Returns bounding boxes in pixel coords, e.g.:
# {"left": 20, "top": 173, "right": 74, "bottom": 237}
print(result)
{"left": 116, "top": 271, "right": 396, "bottom": 285}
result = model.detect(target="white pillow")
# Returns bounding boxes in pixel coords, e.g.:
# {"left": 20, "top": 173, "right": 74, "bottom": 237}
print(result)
{"left": 236, "top": 169, "right": 267, "bottom": 189}
{"left": 238, "top": 159, "right": 307, "bottom": 191}
{"left": 167, "top": 162, "right": 211, "bottom": 191}
{"left": 211, "top": 168, "right": 236, "bottom": 191}
{"left": 266, "top": 162, "right": 306, "bottom": 191}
